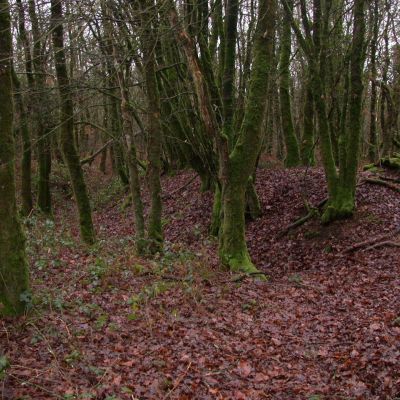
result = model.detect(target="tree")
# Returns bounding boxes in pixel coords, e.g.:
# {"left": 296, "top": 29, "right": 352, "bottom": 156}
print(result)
{"left": 169, "top": 0, "right": 276, "bottom": 272}
{"left": 28, "top": 0, "right": 53, "bottom": 214}
{"left": 283, "top": 0, "right": 367, "bottom": 223}
{"left": 0, "top": 0, "right": 29, "bottom": 316}
{"left": 278, "top": 0, "right": 301, "bottom": 167}
{"left": 50, "top": 0, "right": 95, "bottom": 244}
{"left": 15, "top": 0, "right": 33, "bottom": 216}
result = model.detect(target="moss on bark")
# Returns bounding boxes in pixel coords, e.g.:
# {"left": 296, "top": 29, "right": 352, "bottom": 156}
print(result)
{"left": 0, "top": 0, "right": 30, "bottom": 316}
{"left": 141, "top": 0, "right": 163, "bottom": 253}
{"left": 279, "top": 0, "right": 300, "bottom": 168}
{"left": 51, "top": 0, "right": 95, "bottom": 245}
{"left": 219, "top": 0, "right": 276, "bottom": 273}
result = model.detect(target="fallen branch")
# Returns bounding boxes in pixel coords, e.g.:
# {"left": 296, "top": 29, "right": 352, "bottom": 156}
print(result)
{"left": 80, "top": 140, "right": 113, "bottom": 166}
{"left": 363, "top": 177, "right": 400, "bottom": 193}
{"left": 162, "top": 175, "right": 197, "bottom": 200}
{"left": 375, "top": 175, "right": 400, "bottom": 184}
{"left": 277, "top": 198, "right": 328, "bottom": 238}
{"left": 364, "top": 240, "right": 400, "bottom": 251}
{"left": 343, "top": 227, "right": 400, "bottom": 253}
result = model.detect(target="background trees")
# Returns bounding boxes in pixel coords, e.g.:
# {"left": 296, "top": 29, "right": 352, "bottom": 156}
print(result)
{"left": 1, "top": 0, "right": 400, "bottom": 292}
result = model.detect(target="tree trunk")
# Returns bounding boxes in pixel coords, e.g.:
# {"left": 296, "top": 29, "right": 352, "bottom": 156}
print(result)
{"left": 51, "top": 0, "right": 95, "bottom": 244}
{"left": 219, "top": 0, "right": 276, "bottom": 272}
{"left": 368, "top": 0, "right": 379, "bottom": 163}
{"left": 279, "top": 0, "right": 300, "bottom": 167}
{"left": 140, "top": 0, "right": 163, "bottom": 252}
{"left": 0, "top": 0, "right": 29, "bottom": 316}
{"left": 301, "top": 77, "right": 315, "bottom": 165}
{"left": 322, "top": 0, "right": 366, "bottom": 223}
{"left": 15, "top": 0, "right": 33, "bottom": 215}
{"left": 28, "top": 0, "right": 52, "bottom": 214}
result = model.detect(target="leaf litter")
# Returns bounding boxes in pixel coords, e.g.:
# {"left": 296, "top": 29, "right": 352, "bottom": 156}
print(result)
{"left": 1, "top": 166, "right": 399, "bottom": 399}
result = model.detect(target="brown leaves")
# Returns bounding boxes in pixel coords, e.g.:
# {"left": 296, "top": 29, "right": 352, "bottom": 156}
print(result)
{"left": 236, "top": 361, "right": 252, "bottom": 378}
{"left": 3, "top": 168, "right": 400, "bottom": 399}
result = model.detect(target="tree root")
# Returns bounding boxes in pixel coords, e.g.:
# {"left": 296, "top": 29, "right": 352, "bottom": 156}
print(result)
{"left": 230, "top": 271, "right": 269, "bottom": 283}
{"left": 343, "top": 227, "right": 400, "bottom": 253}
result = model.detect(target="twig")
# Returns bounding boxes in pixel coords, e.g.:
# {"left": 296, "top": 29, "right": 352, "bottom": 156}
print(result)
{"left": 163, "top": 362, "right": 192, "bottom": 399}
{"left": 376, "top": 175, "right": 400, "bottom": 184}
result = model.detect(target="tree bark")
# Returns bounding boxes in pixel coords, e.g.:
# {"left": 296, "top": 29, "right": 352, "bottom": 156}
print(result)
{"left": 51, "top": 0, "right": 95, "bottom": 244}
{"left": 279, "top": 0, "right": 300, "bottom": 167}
{"left": 0, "top": 0, "right": 29, "bottom": 316}
{"left": 28, "top": 0, "right": 52, "bottom": 214}
{"left": 219, "top": 0, "right": 276, "bottom": 272}
{"left": 140, "top": 0, "right": 164, "bottom": 252}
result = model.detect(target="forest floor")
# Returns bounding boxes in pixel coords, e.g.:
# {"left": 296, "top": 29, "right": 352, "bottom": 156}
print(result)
{"left": 1, "top": 165, "right": 400, "bottom": 400}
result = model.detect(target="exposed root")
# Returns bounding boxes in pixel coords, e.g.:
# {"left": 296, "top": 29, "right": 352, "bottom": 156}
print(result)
{"left": 231, "top": 271, "right": 269, "bottom": 283}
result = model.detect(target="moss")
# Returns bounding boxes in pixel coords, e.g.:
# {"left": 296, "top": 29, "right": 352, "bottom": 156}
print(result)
{"left": 141, "top": 0, "right": 164, "bottom": 253}
{"left": 0, "top": 0, "right": 30, "bottom": 316}
{"left": 51, "top": 0, "right": 95, "bottom": 245}
{"left": 363, "top": 163, "right": 378, "bottom": 172}
{"left": 279, "top": 0, "right": 300, "bottom": 168}
{"left": 321, "top": 189, "right": 355, "bottom": 224}
{"left": 218, "top": 0, "right": 276, "bottom": 272}
{"left": 381, "top": 157, "right": 400, "bottom": 169}
{"left": 210, "top": 185, "right": 222, "bottom": 236}
{"left": 245, "top": 178, "right": 262, "bottom": 220}
{"left": 0, "top": 221, "right": 29, "bottom": 316}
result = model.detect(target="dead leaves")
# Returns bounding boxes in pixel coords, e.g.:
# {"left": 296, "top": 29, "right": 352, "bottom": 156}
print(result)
{"left": 2, "top": 168, "right": 400, "bottom": 398}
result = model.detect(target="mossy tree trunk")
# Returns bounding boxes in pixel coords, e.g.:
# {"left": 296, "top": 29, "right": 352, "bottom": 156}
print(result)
{"left": 169, "top": 0, "right": 274, "bottom": 272}
{"left": 140, "top": 0, "right": 164, "bottom": 252}
{"left": 278, "top": 0, "right": 300, "bottom": 167}
{"left": 285, "top": 0, "right": 366, "bottom": 224}
{"left": 12, "top": 69, "right": 32, "bottom": 216}
{"left": 368, "top": 0, "right": 379, "bottom": 163}
{"left": 28, "top": 0, "right": 52, "bottom": 214}
{"left": 380, "top": 4, "right": 392, "bottom": 157}
{"left": 301, "top": 77, "right": 315, "bottom": 166}
{"left": 322, "top": 0, "right": 366, "bottom": 223}
{"left": 219, "top": 0, "right": 276, "bottom": 272}
{"left": 15, "top": 0, "right": 33, "bottom": 215}
{"left": 51, "top": 0, "right": 95, "bottom": 245}
{"left": 0, "top": 0, "right": 30, "bottom": 316}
